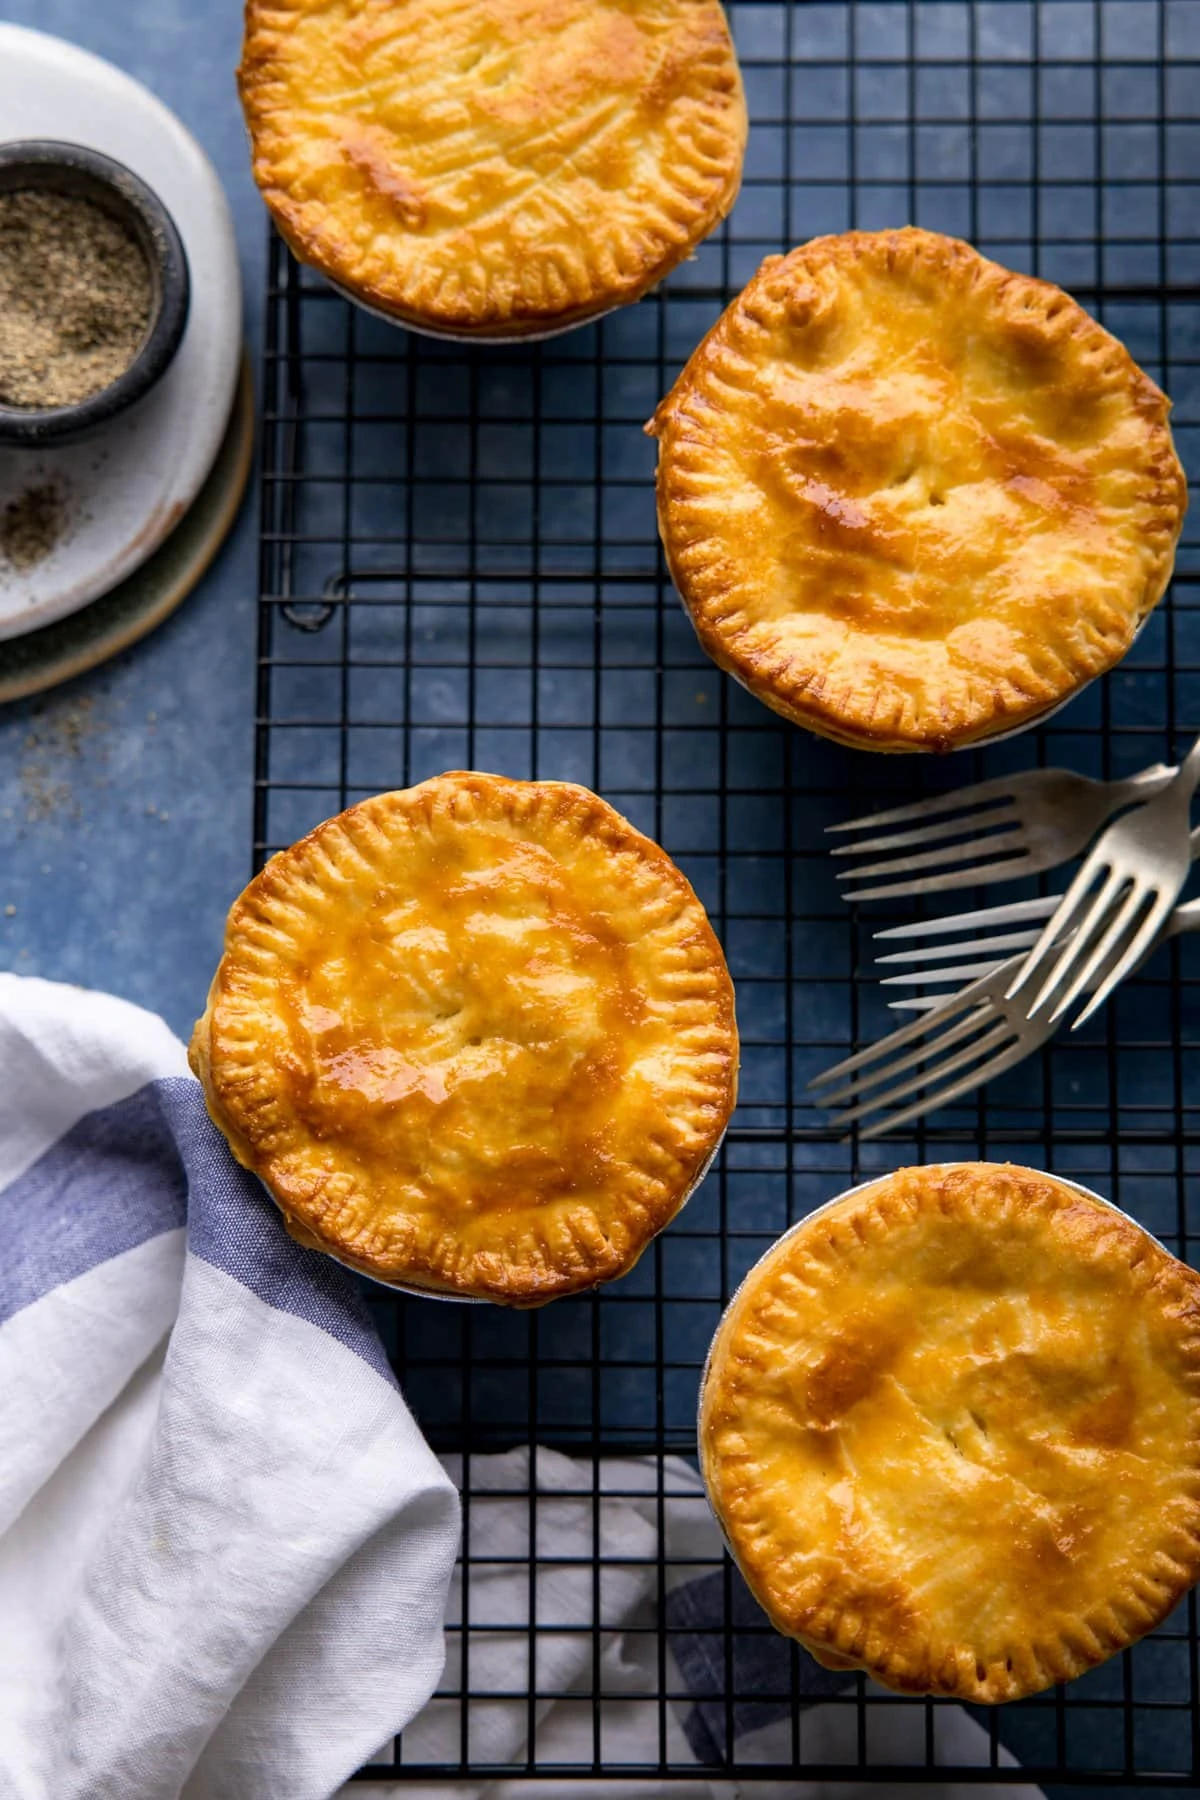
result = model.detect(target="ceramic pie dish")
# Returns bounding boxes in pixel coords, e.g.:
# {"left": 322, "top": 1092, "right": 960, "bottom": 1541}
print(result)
{"left": 190, "top": 772, "right": 738, "bottom": 1305}
{"left": 649, "top": 228, "right": 1187, "bottom": 753}
{"left": 699, "top": 1162, "right": 1200, "bottom": 1703}
{"left": 238, "top": 0, "right": 747, "bottom": 340}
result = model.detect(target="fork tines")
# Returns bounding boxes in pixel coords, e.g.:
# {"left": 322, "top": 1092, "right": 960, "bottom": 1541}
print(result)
{"left": 1007, "top": 864, "right": 1166, "bottom": 1026}
{"left": 827, "top": 774, "right": 1035, "bottom": 901}
{"left": 873, "top": 908, "right": 1054, "bottom": 992}
{"left": 876, "top": 928, "right": 1046, "bottom": 971}
{"left": 872, "top": 894, "right": 1061, "bottom": 945}
{"left": 807, "top": 963, "right": 1027, "bottom": 1139}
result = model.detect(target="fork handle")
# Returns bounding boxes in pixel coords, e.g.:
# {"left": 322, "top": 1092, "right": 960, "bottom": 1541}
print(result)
{"left": 1106, "top": 762, "right": 1178, "bottom": 809}
{"left": 1106, "top": 740, "right": 1200, "bottom": 819}
{"left": 1173, "top": 735, "right": 1200, "bottom": 805}
{"left": 1164, "top": 895, "right": 1200, "bottom": 941}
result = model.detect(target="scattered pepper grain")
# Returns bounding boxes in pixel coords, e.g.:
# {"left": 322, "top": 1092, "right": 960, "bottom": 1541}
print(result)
{"left": 0, "top": 482, "right": 66, "bottom": 571}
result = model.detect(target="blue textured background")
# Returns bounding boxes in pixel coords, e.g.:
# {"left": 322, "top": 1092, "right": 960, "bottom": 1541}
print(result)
{"left": 0, "top": 0, "right": 260, "bottom": 1040}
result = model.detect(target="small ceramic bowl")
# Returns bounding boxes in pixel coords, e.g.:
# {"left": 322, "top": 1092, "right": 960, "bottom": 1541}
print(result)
{"left": 0, "top": 139, "right": 190, "bottom": 446}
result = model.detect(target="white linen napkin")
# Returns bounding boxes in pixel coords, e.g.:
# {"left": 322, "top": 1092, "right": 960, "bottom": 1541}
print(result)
{"left": 0, "top": 974, "right": 461, "bottom": 1800}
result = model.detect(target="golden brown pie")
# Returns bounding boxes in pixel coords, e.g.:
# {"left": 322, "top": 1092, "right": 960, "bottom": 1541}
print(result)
{"left": 699, "top": 1162, "right": 1200, "bottom": 1702}
{"left": 190, "top": 772, "right": 737, "bottom": 1303}
{"left": 650, "top": 229, "right": 1187, "bottom": 751}
{"left": 239, "top": 0, "right": 747, "bottom": 339}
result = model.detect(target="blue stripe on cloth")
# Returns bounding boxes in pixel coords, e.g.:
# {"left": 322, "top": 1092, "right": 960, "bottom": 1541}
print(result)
{"left": 0, "top": 1076, "right": 396, "bottom": 1386}
{"left": 666, "top": 1568, "right": 853, "bottom": 1764}
{"left": 156, "top": 1078, "right": 397, "bottom": 1388}
{"left": 0, "top": 1084, "right": 187, "bottom": 1326}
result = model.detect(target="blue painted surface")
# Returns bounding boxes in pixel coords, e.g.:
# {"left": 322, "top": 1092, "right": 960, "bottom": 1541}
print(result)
{"left": 0, "top": 0, "right": 261, "bottom": 1041}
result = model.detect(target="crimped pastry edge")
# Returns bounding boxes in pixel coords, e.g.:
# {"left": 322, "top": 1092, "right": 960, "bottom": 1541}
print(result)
{"left": 717, "top": 630, "right": 1147, "bottom": 757}
{"left": 191, "top": 771, "right": 739, "bottom": 1305}
{"left": 292, "top": 1123, "right": 730, "bottom": 1304}
{"left": 698, "top": 1162, "right": 1200, "bottom": 1702}
{"left": 649, "top": 228, "right": 1188, "bottom": 753}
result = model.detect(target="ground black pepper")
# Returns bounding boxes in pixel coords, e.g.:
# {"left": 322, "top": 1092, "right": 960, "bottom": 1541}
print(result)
{"left": 0, "top": 189, "right": 153, "bottom": 409}
{"left": 0, "top": 483, "right": 66, "bottom": 571}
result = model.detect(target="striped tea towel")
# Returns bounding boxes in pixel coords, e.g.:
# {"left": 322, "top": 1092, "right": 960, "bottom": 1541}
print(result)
{"left": 0, "top": 974, "right": 461, "bottom": 1800}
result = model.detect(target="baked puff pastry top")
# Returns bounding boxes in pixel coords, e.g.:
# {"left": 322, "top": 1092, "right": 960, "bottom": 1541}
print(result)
{"left": 650, "top": 229, "right": 1187, "bottom": 751}
{"left": 239, "top": 0, "right": 747, "bottom": 338}
{"left": 700, "top": 1164, "right": 1200, "bottom": 1703}
{"left": 189, "top": 773, "right": 737, "bottom": 1304}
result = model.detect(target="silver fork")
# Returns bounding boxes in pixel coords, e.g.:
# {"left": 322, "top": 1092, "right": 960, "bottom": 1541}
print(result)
{"left": 1006, "top": 735, "right": 1200, "bottom": 1028}
{"left": 827, "top": 764, "right": 1174, "bottom": 902}
{"left": 875, "top": 822, "right": 1200, "bottom": 1006}
{"left": 809, "top": 896, "right": 1200, "bottom": 1137}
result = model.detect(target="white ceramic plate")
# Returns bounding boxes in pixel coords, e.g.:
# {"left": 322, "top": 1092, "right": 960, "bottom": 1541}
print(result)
{"left": 0, "top": 23, "right": 242, "bottom": 643}
{"left": 0, "top": 359, "right": 254, "bottom": 702}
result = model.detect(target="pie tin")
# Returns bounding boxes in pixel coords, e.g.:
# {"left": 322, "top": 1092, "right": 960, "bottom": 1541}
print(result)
{"left": 695, "top": 1163, "right": 1170, "bottom": 1565}
{"left": 325, "top": 1247, "right": 488, "bottom": 1306}
{"left": 335, "top": 1120, "right": 730, "bottom": 1307}
{"left": 324, "top": 273, "right": 621, "bottom": 346}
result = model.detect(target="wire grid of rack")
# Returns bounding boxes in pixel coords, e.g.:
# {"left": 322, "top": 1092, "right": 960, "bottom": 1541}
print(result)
{"left": 255, "top": 0, "right": 1200, "bottom": 1787}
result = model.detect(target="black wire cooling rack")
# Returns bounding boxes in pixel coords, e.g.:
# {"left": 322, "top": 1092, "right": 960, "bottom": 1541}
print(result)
{"left": 255, "top": 0, "right": 1200, "bottom": 1787}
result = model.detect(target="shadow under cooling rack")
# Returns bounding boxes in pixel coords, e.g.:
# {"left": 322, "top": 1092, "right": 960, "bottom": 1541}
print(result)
{"left": 254, "top": 0, "right": 1200, "bottom": 1787}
